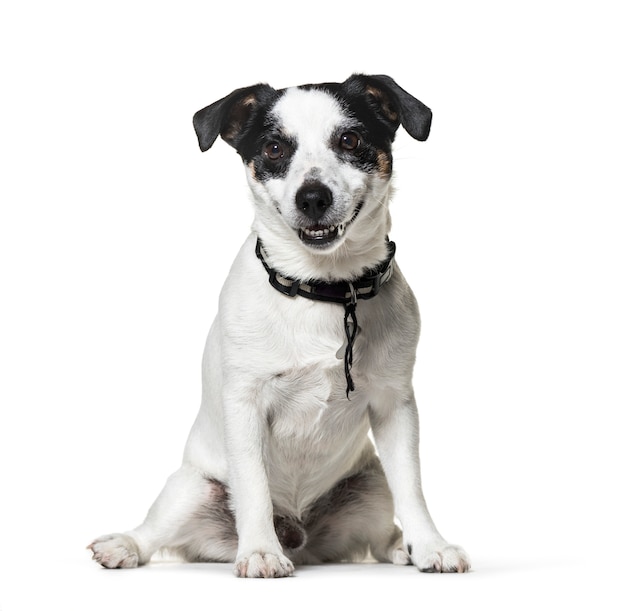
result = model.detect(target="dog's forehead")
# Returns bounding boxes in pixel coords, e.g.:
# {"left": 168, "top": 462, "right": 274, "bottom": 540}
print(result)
{"left": 270, "top": 87, "right": 348, "bottom": 139}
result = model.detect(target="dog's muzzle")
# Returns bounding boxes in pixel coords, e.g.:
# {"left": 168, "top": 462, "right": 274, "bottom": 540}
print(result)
{"left": 297, "top": 202, "right": 364, "bottom": 247}
{"left": 294, "top": 181, "right": 363, "bottom": 248}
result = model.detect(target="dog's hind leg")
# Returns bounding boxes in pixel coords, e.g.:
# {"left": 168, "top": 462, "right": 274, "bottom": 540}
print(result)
{"left": 294, "top": 454, "right": 408, "bottom": 565}
{"left": 166, "top": 478, "right": 238, "bottom": 562}
{"left": 89, "top": 465, "right": 232, "bottom": 568}
{"left": 370, "top": 523, "right": 411, "bottom": 565}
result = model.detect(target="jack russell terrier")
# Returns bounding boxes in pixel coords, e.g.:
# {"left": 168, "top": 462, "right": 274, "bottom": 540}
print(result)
{"left": 89, "top": 74, "right": 470, "bottom": 577}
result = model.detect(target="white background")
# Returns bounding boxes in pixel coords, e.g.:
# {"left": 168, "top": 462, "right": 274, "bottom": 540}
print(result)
{"left": 1, "top": 1, "right": 625, "bottom": 609}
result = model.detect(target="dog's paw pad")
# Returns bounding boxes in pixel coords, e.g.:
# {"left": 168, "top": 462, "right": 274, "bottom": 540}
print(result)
{"left": 88, "top": 533, "right": 140, "bottom": 569}
{"left": 234, "top": 551, "right": 294, "bottom": 578}
{"left": 414, "top": 544, "right": 470, "bottom": 573}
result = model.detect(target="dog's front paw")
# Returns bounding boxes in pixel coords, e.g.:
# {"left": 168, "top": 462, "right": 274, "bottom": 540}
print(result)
{"left": 234, "top": 551, "right": 294, "bottom": 578}
{"left": 412, "top": 542, "right": 470, "bottom": 573}
{"left": 88, "top": 533, "right": 140, "bottom": 569}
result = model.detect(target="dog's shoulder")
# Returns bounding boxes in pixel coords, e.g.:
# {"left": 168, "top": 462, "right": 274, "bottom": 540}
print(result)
{"left": 217, "top": 234, "right": 346, "bottom": 367}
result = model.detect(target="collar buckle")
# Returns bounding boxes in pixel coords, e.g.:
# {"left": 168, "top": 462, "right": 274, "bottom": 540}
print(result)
{"left": 288, "top": 278, "right": 301, "bottom": 297}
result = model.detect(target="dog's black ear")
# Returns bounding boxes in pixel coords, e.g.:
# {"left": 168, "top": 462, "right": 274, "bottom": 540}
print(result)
{"left": 346, "top": 74, "right": 432, "bottom": 141}
{"left": 193, "top": 84, "right": 276, "bottom": 152}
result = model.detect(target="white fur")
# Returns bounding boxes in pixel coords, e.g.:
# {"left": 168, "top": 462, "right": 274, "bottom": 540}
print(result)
{"left": 89, "top": 86, "right": 470, "bottom": 578}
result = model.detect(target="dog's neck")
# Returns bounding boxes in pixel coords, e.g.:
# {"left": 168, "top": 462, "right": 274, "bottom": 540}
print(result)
{"left": 252, "top": 209, "right": 393, "bottom": 284}
{"left": 255, "top": 238, "right": 396, "bottom": 302}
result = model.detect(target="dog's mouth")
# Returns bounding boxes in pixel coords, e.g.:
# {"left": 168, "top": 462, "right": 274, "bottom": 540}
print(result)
{"left": 298, "top": 202, "right": 364, "bottom": 248}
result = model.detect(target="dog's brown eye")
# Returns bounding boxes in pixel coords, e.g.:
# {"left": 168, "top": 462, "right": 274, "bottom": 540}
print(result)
{"left": 265, "top": 142, "right": 284, "bottom": 160}
{"left": 340, "top": 132, "right": 360, "bottom": 151}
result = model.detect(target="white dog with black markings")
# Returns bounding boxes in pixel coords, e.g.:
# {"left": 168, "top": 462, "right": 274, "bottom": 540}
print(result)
{"left": 89, "top": 74, "right": 470, "bottom": 577}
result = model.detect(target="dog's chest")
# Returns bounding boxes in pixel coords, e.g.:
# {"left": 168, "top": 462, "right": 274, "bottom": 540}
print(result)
{"left": 257, "top": 302, "right": 367, "bottom": 438}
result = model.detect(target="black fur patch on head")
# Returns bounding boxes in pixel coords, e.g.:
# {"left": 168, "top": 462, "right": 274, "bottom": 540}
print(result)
{"left": 194, "top": 74, "right": 431, "bottom": 183}
{"left": 245, "top": 124, "right": 298, "bottom": 182}
{"left": 215, "top": 89, "right": 299, "bottom": 182}
{"left": 299, "top": 74, "right": 431, "bottom": 178}
{"left": 333, "top": 123, "right": 389, "bottom": 177}
{"left": 292, "top": 80, "right": 397, "bottom": 178}
{"left": 315, "top": 81, "right": 399, "bottom": 148}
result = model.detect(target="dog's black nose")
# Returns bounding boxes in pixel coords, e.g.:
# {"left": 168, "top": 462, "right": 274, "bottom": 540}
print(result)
{"left": 295, "top": 182, "right": 333, "bottom": 221}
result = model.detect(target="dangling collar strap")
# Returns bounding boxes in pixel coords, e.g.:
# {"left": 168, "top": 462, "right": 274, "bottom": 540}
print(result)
{"left": 255, "top": 238, "right": 396, "bottom": 398}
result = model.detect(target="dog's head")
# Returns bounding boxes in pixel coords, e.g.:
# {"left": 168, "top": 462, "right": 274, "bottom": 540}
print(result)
{"left": 193, "top": 74, "right": 431, "bottom": 279}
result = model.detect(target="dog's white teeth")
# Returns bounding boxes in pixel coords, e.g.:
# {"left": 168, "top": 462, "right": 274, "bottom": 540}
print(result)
{"left": 337, "top": 224, "right": 345, "bottom": 236}
{"left": 304, "top": 227, "right": 333, "bottom": 237}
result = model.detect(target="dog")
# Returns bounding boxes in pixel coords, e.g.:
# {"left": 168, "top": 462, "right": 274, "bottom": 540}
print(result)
{"left": 88, "top": 74, "right": 470, "bottom": 577}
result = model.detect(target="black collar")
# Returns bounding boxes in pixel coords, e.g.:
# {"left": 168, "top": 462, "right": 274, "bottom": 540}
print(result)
{"left": 255, "top": 238, "right": 396, "bottom": 305}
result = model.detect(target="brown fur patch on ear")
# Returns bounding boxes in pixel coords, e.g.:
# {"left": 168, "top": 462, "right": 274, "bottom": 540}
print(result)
{"left": 247, "top": 160, "right": 256, "bottom": 180}
{"left": 366, "top": 84, "right": 399, "bottom": 123}
{"left": 222, "top": 94, "right": 261, "bottom": 145}
{"left": 377, "top": 150, "right": 392, "bottom": 178}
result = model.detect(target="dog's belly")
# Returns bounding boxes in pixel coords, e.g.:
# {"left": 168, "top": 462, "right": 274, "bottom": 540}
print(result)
{"left": 261, "top": 362, "right": 374, "bottom": 516}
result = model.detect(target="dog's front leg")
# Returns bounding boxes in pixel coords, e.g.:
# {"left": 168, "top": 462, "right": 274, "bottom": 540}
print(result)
{"left": 369, "top": 391, "right": 470, "bottom": 573}
{"left": 223, "top": 389, "right": 294, "bottom": 578}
